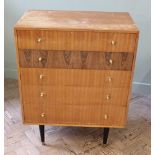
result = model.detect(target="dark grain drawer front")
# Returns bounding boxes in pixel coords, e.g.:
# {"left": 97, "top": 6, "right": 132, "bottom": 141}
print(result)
{"left": 19, "top": 50, "right": 134, "bottom": 70}
{"left": 23, "top": 104, "right": 126, "bottom": 127}
{"left": 17, "top": 30, "right": 137, "bottom": 52}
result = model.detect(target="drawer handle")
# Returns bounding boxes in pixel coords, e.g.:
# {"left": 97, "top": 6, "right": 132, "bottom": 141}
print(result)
{"left": 109, "top": 59, "right": 113, "bottom": 65}
{"left": 38, "top": 57, "right": 42, "bottom": 62}
{"left": 104, "top": 114, "right": 108, "bottom": 120}
{"left": 37, "top": 38, "right": 42, "bottom": 43}
{"left": 39, "top": 74, "right": 46, "bottom": 79}
{"left": 107, "top": 76, "right": 112, "bottom": 82}
{"left": 40, "top": 92, "right": 45, "bottom": 97}
{"left": 41, "top": 113, "right": 45, "bottom": 118}
{"left": 106, "top": 95, "right": 111, "bottom": 100}
{"left": 111, "top": 40, "right": 116, "bottom": 46}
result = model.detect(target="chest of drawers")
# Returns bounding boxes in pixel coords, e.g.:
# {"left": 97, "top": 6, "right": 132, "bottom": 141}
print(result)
{"left": 14, "top": 10, "right": 139, "bottom": 144}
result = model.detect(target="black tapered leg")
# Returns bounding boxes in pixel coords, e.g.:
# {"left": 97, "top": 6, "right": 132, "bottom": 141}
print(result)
{"left": 39, "top": 125, "right": 45, "bottom": 145}
{"left": 103, "top": 128, "right": 110, "bottom": 144}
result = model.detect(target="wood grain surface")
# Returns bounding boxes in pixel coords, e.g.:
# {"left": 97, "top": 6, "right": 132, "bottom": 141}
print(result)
{"left": 14, "top": 10, "right": 139, "bottom": 33}
{"left": 17, "top": 30, "right": 137, "bottom": 52}
{"left": 20, "top": 68, "right": 131, "bottom": 88}
{"left": 21, "top": 85, "right": 129, "bottom": 106}
{"left": 19, "top": 50, "right": 134, "bottom": 70}
{"left": 23, "top": 104, "right": 126, "bottom": 127}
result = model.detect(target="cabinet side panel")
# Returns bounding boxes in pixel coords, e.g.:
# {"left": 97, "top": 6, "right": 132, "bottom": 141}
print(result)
{"left": 14, "top": 29, "right": 25, "bottom": 123}
{"left": 124, "top": 32, "right": 139, "bottom": 125}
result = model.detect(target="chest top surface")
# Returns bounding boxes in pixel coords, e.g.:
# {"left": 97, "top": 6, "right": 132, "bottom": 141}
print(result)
{"left": 14, "top": 10, "right": 138, "bottom": 33}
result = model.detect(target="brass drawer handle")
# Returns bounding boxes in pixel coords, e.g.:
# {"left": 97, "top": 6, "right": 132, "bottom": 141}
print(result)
{"left": 38, "top": 57, "right": 42, "bottom": 62}
{"left": 41, "top": 113, "right": 45, "bottom": 118}
{"left": 39, "top": 74, "right": 46, "bottom": 79}
{"left": 106, "top": 95, "right": 111, "bottom": 100}
{"left": 40, "top": 92, "right": 45, "bottom": 97}
{"left": 111, "top": 40, "right": 116, "bottom": 46}
{"left": 109, "top": 59, "right": 113, "bottom": 65}
{"left": 37, "top": 38, "right": 42, "bottom": 43}
{"left": 107, "top": 76, "right": 112, "bottom": 82}
{"left": 104, "top": 114, "right": 108, "bottom": 120}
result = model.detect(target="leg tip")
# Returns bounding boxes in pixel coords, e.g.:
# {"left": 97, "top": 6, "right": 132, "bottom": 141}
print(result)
{"left": 103, "top": 140, "right": 108, "bottom": 145}
{"left": 42, "top": 142, "right": 45, "bottom": 145}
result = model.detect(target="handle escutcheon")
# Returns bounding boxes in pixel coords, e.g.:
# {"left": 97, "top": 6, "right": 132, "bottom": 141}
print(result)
{"left": 109, "top": 59, "right": 113, "bottom": 65}
{"left": 104, "top": 114, "right": 108, "bottom": 120}
{"left": 39, "top": 74, "right": 46, "bottom": 79}
{"left": 40, "top": 92, "right": 45, "bottom": 97}
{"left": 37, "top": 38, "right": 42, "bottom": 43}
{"left": 38, "top": 57, "right": 42, "bottom": 62}
{"left": 106, "top": 95, "right": 111, "bottom": 100}
{"left": 111, "top": 40, "right": 116, "bottom": 46}
{"left": 41, "top": 113, "right": 45, "bottom": 118}
{"left": 107, "top": 76, "right": 112, "bottom": 82}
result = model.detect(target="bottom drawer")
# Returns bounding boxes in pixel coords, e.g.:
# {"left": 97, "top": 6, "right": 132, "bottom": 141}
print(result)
{"left": 23, "top": 104, "right": 127, "bottom": 128}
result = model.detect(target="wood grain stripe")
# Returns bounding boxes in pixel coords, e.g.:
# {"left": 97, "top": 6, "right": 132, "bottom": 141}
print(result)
{"left": 19, "top": 50, "right": 134, "bottom": 70}
{"left": 20, "top": 68, "right": 131, "bottom": 88}
{"left": 23, "top": 104, "right": 126, "bottom": 127}
{"left": 22, "top": 85, "right": 129, "bottom": 106}
{"left": 17, "top": 30, "right": 137, "bottom": 52}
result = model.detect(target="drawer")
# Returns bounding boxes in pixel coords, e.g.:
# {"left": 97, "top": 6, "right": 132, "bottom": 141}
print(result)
{"left": 17, "top": 30, "right": 136, "bottom": 52}
{"left": 23, "top": 104, "right": 127, "bottom": 127}
{"left": 20, "top": 68, "right": 131, "bottom": 88}
{"left": 19, "top": 50, "right": 134, "bottom": 70}
{"left": 22, "top": 85, "right": 129, "bottom": 106}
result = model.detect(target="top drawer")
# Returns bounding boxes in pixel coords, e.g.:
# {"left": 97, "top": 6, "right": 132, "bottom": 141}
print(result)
{"left": 17, "top": 30, "right": 136, "bottom": 52}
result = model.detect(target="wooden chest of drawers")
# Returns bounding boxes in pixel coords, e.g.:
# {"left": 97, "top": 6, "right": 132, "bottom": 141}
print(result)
{"left": 14, "top": 10, "right": 139, "bottom": 144}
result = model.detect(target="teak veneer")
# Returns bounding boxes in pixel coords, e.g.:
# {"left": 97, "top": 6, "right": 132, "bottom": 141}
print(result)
{"left": 14, "top": 10, "right": 139, "bottom": 144}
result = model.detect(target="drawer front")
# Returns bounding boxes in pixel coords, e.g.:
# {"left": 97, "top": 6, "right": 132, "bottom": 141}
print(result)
{"left": 20, "top": 68, "right": 131, "bottom": 88}
{"left": 22, "top": 85, "right": 129, "bottom": 106}
{"left": 17, "top": 30, "right": 136, "bottom": 52}
{"left": 23, "top": 104, "right": 126, "bottom": 127}
{"left": 19, "top": 50, "right": 133, "bottom": 70}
